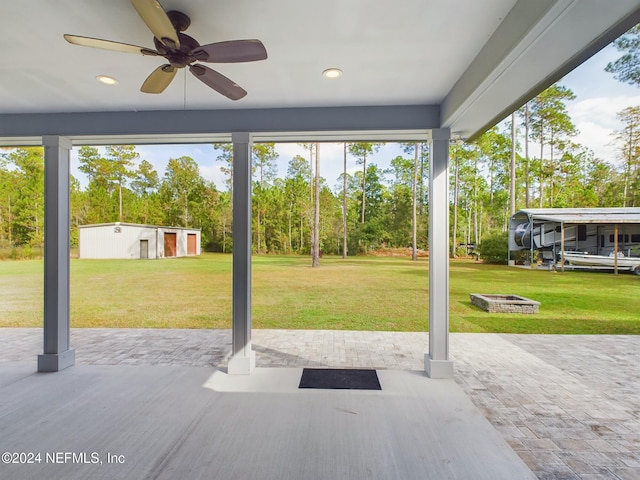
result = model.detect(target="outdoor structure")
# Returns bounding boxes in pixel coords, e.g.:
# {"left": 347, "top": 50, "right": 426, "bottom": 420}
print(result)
{"left": 78, "top": 222, "right": 201, "bottom": 259}
{"left": 2, "top": 0, "right": 640, "bottom": 378}
{"left": 509, "top": 208, "right": 640, "bottom": 271}
{"left": 470, "top": 293, "right": 540, "bottom": 314}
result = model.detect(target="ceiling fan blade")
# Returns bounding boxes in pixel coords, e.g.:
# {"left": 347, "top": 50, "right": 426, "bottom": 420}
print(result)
{"left": 189, "top": 64, "right": 247, "bottom": 100}
{"left": 64, "top": 34, "right": 158, "bottom": 55}
{"left": 141, "top": 64, "right": 177, "bottom": 94}
{"left": 130, "top": 0, "right": 180, "bottom": 49}
{"left": 191, "top": 40, "right": 268, "bottom": 63}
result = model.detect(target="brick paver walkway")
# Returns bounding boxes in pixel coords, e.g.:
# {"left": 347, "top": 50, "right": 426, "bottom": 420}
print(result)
{"left": 1, "top": 328, "right": 638, "bottom": 480}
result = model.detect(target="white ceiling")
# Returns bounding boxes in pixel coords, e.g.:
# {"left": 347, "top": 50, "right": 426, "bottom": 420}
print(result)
{"left": 2, "top": 0, "right": 640, "bottom": 142}
{"left": 2, "top": 0, "right": 514, "bottom": 113}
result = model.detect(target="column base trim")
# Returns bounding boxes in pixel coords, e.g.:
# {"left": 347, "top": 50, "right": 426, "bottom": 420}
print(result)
{"left": 424, "top": 354, "right": 453, "bottom": 379}
{"left": 228, "top": 350, "right": 256, "bottom": 375}
{"left": 38, "top": 349, "right": 75, "bottom": 372}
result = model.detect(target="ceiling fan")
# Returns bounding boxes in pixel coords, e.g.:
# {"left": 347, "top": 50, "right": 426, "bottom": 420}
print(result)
{"left": 64, "top": 0, "right": 267, "bottom": 100}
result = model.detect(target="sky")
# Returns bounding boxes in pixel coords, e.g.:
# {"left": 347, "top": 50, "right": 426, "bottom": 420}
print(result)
{"left": 70, "top": 42, "right": 640, "bottom": 192}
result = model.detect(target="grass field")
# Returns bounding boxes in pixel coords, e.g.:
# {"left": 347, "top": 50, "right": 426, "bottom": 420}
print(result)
{"left": 1, "top": 254, "right": 639, "bottom": 334}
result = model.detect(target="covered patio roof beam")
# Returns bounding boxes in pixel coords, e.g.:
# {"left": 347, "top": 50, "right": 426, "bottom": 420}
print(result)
{"left": 0, "top": 105, "right": 439, "bottom": 146}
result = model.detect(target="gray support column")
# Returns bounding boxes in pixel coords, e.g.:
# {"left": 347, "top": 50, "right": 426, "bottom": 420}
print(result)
{"left": 228, "top": 132, "right": 255, "bottom": 374}
{"left": 38, "top": 136, "right": 75, "bottom": 372}
{"left": 425, "top": 128, "right": 453, "bottom": 378}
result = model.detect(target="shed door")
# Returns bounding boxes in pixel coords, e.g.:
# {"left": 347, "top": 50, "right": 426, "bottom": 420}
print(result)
{"left": 140, "top": 240, "right": 149, "bottom": 259}
{"left": 164, "top": 233, "right": 177, "bottom": 257}
{"left": 187, "top": 234, "right": 197, "bottom": 255}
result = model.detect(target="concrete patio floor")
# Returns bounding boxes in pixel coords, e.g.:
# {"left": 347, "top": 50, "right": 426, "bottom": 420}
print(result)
{"left": 1, "top": 328, "right": 639, "bottom": 479}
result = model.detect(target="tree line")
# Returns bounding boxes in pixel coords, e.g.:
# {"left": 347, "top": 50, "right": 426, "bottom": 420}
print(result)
{"left": 0, "top": 142, "right": 431, "bottom": 257}
{"left": 2, "top": 24, "right": 640, "bottom": 259}
{"left": 0, "top": 94, "right": 639, "bottom": 259}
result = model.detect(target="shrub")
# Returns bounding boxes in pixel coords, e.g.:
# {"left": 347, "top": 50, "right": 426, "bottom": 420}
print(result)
{"left": 478, "top": 232, "right": 508, "bottom": 264}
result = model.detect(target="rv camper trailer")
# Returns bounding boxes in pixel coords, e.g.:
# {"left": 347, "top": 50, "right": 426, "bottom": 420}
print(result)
{"left": 509, "top": 208, "right": 640, "bottom": 273}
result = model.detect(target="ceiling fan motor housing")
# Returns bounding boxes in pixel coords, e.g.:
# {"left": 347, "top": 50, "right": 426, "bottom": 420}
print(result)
{"left": 153, "top": 33, "right": 200, "bottom": 68}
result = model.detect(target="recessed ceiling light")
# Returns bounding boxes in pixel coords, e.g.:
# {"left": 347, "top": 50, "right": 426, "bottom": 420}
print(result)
{"left": 322, "top": 68, "right": 342, "bottom": 79}
{"left": 96, "top": 75, "right": 118, "bottom": 86}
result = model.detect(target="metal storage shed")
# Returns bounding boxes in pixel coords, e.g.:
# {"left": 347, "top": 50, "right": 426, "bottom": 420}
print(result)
{"left": 78, "top": 223, "right": 201, "bottom": 259}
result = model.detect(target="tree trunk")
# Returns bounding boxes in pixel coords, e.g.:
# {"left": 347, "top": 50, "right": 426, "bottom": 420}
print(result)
{"left": 222, "top": 215, "right": 226, "bottom": 253}
{"left": 549, "top": 131, "right": 555, "bottom": 206}
{"left": 539, "top": 138, "right": 544, "bottom": 208}
{"left": 452, "top": 155, "right": 459, "bottom": 258}
{"left": 525, "top": 102, "right": 530, "bottom": 208}
{"left": 300, "top": 216, "right": 304, "bottom": 251}
{"left": 312, "top": 143, "right": 321, "bottom": 267}
{"left": 489, "top": 157, "right": 494, "bottom": 207}
{"left": 412, "top": 144, "right": 419, "bottom": 261}
{"left": 118, "top": 181, "right": 123, "bottom": 222}
{"left": 257, "top": 209, "right": 261, "bottom": 254}
{"left": 624, "top": 125, "right": 633, "bottom": 207}
{"left": 309, "top": 145, "right": 314, "bottom": 202}
{"left": 8, "top": 195, "right": 12, "bottom": 246}
{"left": 288, "top": 202, "right": 292, "bottom": 254}
{"left": 473, "top": 158, "right": 479, "bottom": 244}
{"left": 419, "top": 149, "right": 425, "bottom": 216}
{"left": 257, "top": 162, "right": 263, "bottom": 255}
{"left": 342, "top": 143, "right": 348, "bottom": 259}
{"left": 361, "top": 152, "right": 367, "bottom": 224}
{"left": 510, "top": 112, "right": 517, "bottom": 217}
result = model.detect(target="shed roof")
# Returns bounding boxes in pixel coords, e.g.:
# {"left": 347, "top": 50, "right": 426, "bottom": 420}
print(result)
{"left": 79, "top": 222, "right": 200, "bottom": 231}
{"left": 513, "top": 208, "right": 640, "bottom": 224}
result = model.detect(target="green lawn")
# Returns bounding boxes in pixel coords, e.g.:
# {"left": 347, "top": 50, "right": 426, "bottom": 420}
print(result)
{"left": 1, "top": 254, "right": 639, "bottom": 334}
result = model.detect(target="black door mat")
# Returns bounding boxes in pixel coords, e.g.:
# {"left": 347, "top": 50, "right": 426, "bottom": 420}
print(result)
{"left": 298, "top": 368, "right": 381, "bottom": 390}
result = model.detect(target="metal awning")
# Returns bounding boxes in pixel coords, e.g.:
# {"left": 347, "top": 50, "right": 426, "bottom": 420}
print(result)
{"left": 513, "top": 208, "right": 640, "bottom": 224}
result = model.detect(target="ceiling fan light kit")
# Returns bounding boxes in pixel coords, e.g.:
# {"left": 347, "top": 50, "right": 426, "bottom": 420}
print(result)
{"left": 64, "top": 0, "right": 267, "bottom": 100}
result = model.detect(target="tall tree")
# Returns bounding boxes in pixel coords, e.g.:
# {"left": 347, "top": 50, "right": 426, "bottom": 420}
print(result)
{"left": 160, "top": 156, "right": 205, "bottom": 227}
{"left": 399, "top": 143, "right": 423, "bottom": 260}
{"left": 474, "top": 127, "right": 511, "bottom": 232}
{"left": 342, "top": 143, "right": 348, "bottom": 258}
{"left": 529, "top": 84, "right": 577, "bottom": 207}
{"left": 356, "top": 164, "right": 389, "bottom": 252}
{"left": 524, "top": 102, "right": 531, "bottom": 207}
{"left": 105, "top": 145, "right": 138, "bottom": 221}
{"left": 131, "top": 159, "right": 160, "bottom": 224}
{"left": 285, "top": 155, "right": 311, "bottom": 253}
{"left": 213, "top": 143, "right": 234, "bottom": 196}
{"left": 613, "top": 105, "right": 640, "bottom": 206}
{"left": 510, "top": 112, "right": 517, "bottom": 217}
{"left": 299, "top": 144, "right": 316, "bottom": 202}
{"left": 77, "top": 146, "right": 117, "bottom": 223}
{"left": 311, "top": 143, "right": 321, "bottom": 267}
{"left": 386, "top": 155, "right": 413, "bottom": 249}
{"left": 412, "top": 145, "right": 419, "bottom": 260}
{"left": 450, "top": 141, "right": 478, "bottom": 255}
{"left": 0, "top": 148, "right": 44, "bottom": 246}
{"left": 605, "top": 24, "right": 640, "bottom": 86}
{"left": 252, "top": 143, "right": 278, "bottom": 254}
{"left": 348, "top": 143, "right": 382, "bottom": 223}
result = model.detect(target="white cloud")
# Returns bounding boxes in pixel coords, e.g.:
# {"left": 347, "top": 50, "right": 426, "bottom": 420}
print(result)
{"left": 199, "top": 164, "right": 227, "bottom": 187}
{"left": 567, "top": 95, "right": 640, "bottom": 163}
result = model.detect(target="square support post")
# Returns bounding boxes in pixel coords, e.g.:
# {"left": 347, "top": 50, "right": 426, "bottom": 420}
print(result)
{"left": 38, "top": 136, "right": 75, "bottom": 372}
{"left": 425, "top": 128, "right": 453, "bottom": 378}
{"left": 228, "top": 132, "right": 255, "bottom": 374}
